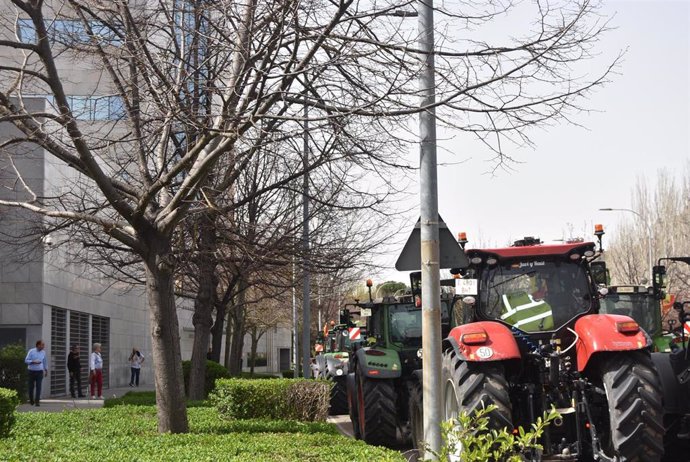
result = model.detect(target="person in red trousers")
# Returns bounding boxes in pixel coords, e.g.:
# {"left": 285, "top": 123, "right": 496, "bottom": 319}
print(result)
{"left": 89, "top": 343, "right": 103, "bottom": 399}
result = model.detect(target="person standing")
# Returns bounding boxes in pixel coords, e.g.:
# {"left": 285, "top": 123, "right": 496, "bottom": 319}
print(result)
{"left": 128, "top": 347, "right": 145, "bottom": 387}
{"left": 67, "top": 345, "right": 85, "bottom": 398}
{"left": 24, "top": 340, "right": 48, "bottom": 406}
{"left": 89, "top": 343, "right": 104, "bottom": 399}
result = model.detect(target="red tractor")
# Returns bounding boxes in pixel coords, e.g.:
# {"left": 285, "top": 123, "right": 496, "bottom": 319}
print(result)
{"left": 442, "top": 235, "right": 664, "bottom": 461}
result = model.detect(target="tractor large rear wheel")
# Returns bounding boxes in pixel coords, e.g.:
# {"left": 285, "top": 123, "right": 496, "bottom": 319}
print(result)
{"left": 329, "top": 376, "right": 348, "bottom": 415}
{"left": 408, "top": 379, "right": 424, "bottom": 450}
{"left": 596, "top": 352, "right": 664, "bottom": 462}
{"left": 442, "top": 348, "right": 512, "bottom": 430}
{"left": 357, "top": 372, "right": 397, "bottom": 446}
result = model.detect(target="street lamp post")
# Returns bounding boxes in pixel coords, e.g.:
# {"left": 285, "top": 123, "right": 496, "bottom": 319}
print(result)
{"left": 599, "top": 207, "right": 654, "bottom": 282}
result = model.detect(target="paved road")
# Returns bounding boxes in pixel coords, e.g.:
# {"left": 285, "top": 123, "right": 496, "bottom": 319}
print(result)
{"left": 17, "top": 385, "right": 155, "bottom": 413}
{"left": 326, "top": 414, "right": 419, "bottom": 461}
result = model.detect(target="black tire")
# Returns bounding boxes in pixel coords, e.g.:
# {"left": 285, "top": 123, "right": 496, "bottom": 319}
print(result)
{"left": 346, "top": 372, "right": 361, "bottom": 439}
{"left": 442, "top": 348, "right": 512, "bottom": 430}
{"left": 408, "top": 379, "right": 424, "bottom": 450}
{"left": 357, "top": 372, "right": 397, "bottom": 447}
{"left": 596, "top": 352, "right": 664, "bottom": 462}
{"left": 329, "top": 376, "right": 348, "bottom": 415}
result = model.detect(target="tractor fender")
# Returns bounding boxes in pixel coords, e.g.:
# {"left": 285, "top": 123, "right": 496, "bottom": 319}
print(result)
{"left": 313, "top": 354, "right": 327, "bottom": 379}
{"left": 325, "top": 355, "right": 349, "bottom": 379}
{"left": 574, "top": 314, "right": 650, "bottom": 371}
{"left": 650, "top": 352, "right": 690, "bottom": 415}
{"left": 444, "top": 321, "right": 521, "bottom": 362}
{"left": 355, "top": 346, "right": 402, "bottom": 379}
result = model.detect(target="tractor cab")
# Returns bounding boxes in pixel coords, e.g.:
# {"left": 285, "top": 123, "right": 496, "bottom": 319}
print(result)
{"left": 600, "top": 285, "right": 665, "bottom": 348}
{"left": 453, "top": 237, "right": 602, "bottom": 336}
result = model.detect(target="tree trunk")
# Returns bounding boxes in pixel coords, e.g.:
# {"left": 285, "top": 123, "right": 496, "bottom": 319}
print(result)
{"left": 144, "top": 244, "right": 189, "bottom": 433}
{"left": 249, "top": 327, "right": 258, "bottom": 375}
{"left": 188, "top": 217, "right": 218, "bottom": 400}
{"left": 224, "top": 308, "right": 233, "bottom": 369}
{"left": 228, "top": 278, "right": 247, "bottom": 375}
{"left": 210, "top": 298, "right": 226, "bottom": 363}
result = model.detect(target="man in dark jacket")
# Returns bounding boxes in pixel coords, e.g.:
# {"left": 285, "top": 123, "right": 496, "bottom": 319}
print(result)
{"left": 67, "top": 344, "right": 85, "bottom": 398}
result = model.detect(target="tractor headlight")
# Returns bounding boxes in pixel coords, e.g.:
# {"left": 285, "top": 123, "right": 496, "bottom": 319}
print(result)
{"left": 336, "top": 369, "right": 344, "bottom": 376}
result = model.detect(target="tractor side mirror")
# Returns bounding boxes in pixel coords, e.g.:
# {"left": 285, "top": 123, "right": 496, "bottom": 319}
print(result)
{"left": 339, "top": 309, "right": 350, "bottom": 325}
{"left": 590, "top": 261, "right": 609, "bottom": 286}
{"left": 653, "top": 265, "right": 667, "bottom": 300}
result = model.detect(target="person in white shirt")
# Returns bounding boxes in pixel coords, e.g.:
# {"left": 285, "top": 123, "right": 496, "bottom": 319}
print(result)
{"left": 24, "top": 340, "right": 48, "bottom": 406}
{"left": 89, "top": 343, "right": 104, "bottom": 399}
{"left": 128, "top": 348, "right": 145, "bottom": 387}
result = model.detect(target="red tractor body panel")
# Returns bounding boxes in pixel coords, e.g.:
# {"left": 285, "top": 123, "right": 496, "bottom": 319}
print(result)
{"left": 472, "top": 242, "right": 595, "bottom": 259}
{"left": 447, "top": 321, "right": 521, "bottom": 362}
{"left": 574, "top": 314, "right": 649, "bottom": 371}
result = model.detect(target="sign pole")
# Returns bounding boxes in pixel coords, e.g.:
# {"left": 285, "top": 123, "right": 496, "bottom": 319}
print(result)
{"left": 418, "top": 0, "right": 442, "bottom": 456}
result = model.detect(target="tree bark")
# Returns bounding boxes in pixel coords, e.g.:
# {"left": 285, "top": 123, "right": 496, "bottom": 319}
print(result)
{"left": 210, "top": 298, "right": 226, "bottom": 363}
{"left": 249, "top": 326, "right": 265, "bottom": 375}
{"left": 188, "top": 217, "right": 218, "bottom": 400}
{"left": 144, "top": 241, "right": 189, "bottom": 433}
{"left": 228, "top": 278, "right": 248, "bottom": 375}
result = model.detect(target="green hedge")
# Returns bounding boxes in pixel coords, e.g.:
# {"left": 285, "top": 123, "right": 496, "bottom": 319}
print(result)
{"left": 211, "top": 378, "right": 332, "bottom": 422}
{"left": 104, "top": 391, "right": 210, "bottom": 408}
{"left": 0, "top": 344, "right": 27, "bottom": 401}
{"left": 182, "top": 359, "right": 231, "bottom": 397}
{"left": 0, "top": 388, "right": 19, "bottom": 438}
{"left": 0, "top": 406, "right": 402, "bottom": 461}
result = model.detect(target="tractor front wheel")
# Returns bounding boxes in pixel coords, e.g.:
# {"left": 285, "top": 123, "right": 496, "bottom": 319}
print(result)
{"left": 329, "top": 376, "right": 348, "bottom": 415}
{"left": 346, "top": 372, "right": 361, "bottom": 439}
{"left": 408, "top": 379, "right": 424, "bottom": 450}
{"left": 595, "top": 352, "right": 665, "bottom": 462}
{"left": 357, "top": 372, "right": 397, "bottom": 446}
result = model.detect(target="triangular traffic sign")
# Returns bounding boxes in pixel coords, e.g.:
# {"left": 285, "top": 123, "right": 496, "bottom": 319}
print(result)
{"left": 395, "top": 215, "right": 469, "bottom": 271}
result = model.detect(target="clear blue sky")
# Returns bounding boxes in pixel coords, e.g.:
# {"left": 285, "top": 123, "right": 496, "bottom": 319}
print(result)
{"left": 378, "top": 0, "right": 689, "bottom": 282}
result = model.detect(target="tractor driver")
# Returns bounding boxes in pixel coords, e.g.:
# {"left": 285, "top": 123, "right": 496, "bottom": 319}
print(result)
{"left": 500, "top": 272, "right": 555, "bottom": 332}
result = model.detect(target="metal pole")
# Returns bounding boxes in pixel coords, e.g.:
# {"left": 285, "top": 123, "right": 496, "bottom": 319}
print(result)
{"left": 292, "top": 258, "right": 298, "bottom": 378}
{"left": 418, "top": 0, "right": 442, "bottom": 456}
{"left": 599, "top": 208, "right": 653, "bottom": 281}
{"left": 302, "top": 99, "right": 312, "bottom": 379}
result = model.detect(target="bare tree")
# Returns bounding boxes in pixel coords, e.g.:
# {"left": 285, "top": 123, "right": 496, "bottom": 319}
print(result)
{"left": 0, "top": 0, "right": 617, "bottom": 431}
{"left": 606, "top": 168, "right": 690, "bottom": 296}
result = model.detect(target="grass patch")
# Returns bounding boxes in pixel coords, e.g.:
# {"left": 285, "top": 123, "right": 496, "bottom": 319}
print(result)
{"left": 0, "top": 406, "right": 402, "bottom": 461}
{"left": 104, "top": 391, "right": 209, "bottom": 408}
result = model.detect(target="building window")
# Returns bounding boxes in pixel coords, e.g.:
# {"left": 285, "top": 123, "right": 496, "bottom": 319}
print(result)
{"left": 70, "top": 311, "right": 90, "bottom": 395}
{"left": 91, "top": 315, "right": 110, "bottom": 389}
{"left": 50, "top": 307, "right": 67, "bottom": 396}
{"left": 0, "top": 328, "right": 26, "bottom": 350}
{"left": 17, "top": 18, "right": 121, "bottom": 46}
{"left": 66, "top": 96, "right": 125, "bottom": 121}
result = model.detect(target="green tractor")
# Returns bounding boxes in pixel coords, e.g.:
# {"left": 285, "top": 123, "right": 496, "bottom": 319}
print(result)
{"left": 313, "top": 310, "right": 360, "bottom": 415}
{"left": 649, "top": 258, "right": 690, "bottom": 460}
{"left": 600, "top": 285, "right": 678, "bottom": 352}
{"left": 345, "top": 278, "right": 456, "bottom": 447}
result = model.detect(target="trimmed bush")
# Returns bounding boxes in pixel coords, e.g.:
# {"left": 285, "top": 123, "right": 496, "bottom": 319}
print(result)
{"left": 182, "top": 359, "right": 231, "bottom": 397}
{"left": 0, "top": 344, "right": 27, "bottom": 401}
{"left": 0, "top": 406, "right": 403, "bottom": 461}
{"left": 103, "top": 391, "right": 210, "bottom": 408}
{"left": 0, "top": 388, "right": 19, "bottom": 438}
{"left": 211, "top": 378, "right": 332, "bottom": 422}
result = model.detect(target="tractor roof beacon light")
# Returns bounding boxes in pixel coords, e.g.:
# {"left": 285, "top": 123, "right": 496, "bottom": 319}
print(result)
{"left": 594, "top": 224, "right": 605, "bottom": 252}
{"left": 366, "top": 279, "right": 374, "bottom": 302}
{"left": 458, "top": 232, "right": 468, "bottom": 250}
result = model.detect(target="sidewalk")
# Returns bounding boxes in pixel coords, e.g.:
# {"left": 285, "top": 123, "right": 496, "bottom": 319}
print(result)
{"left": 17, "top": 384, "right": 155, "bottom": 413}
